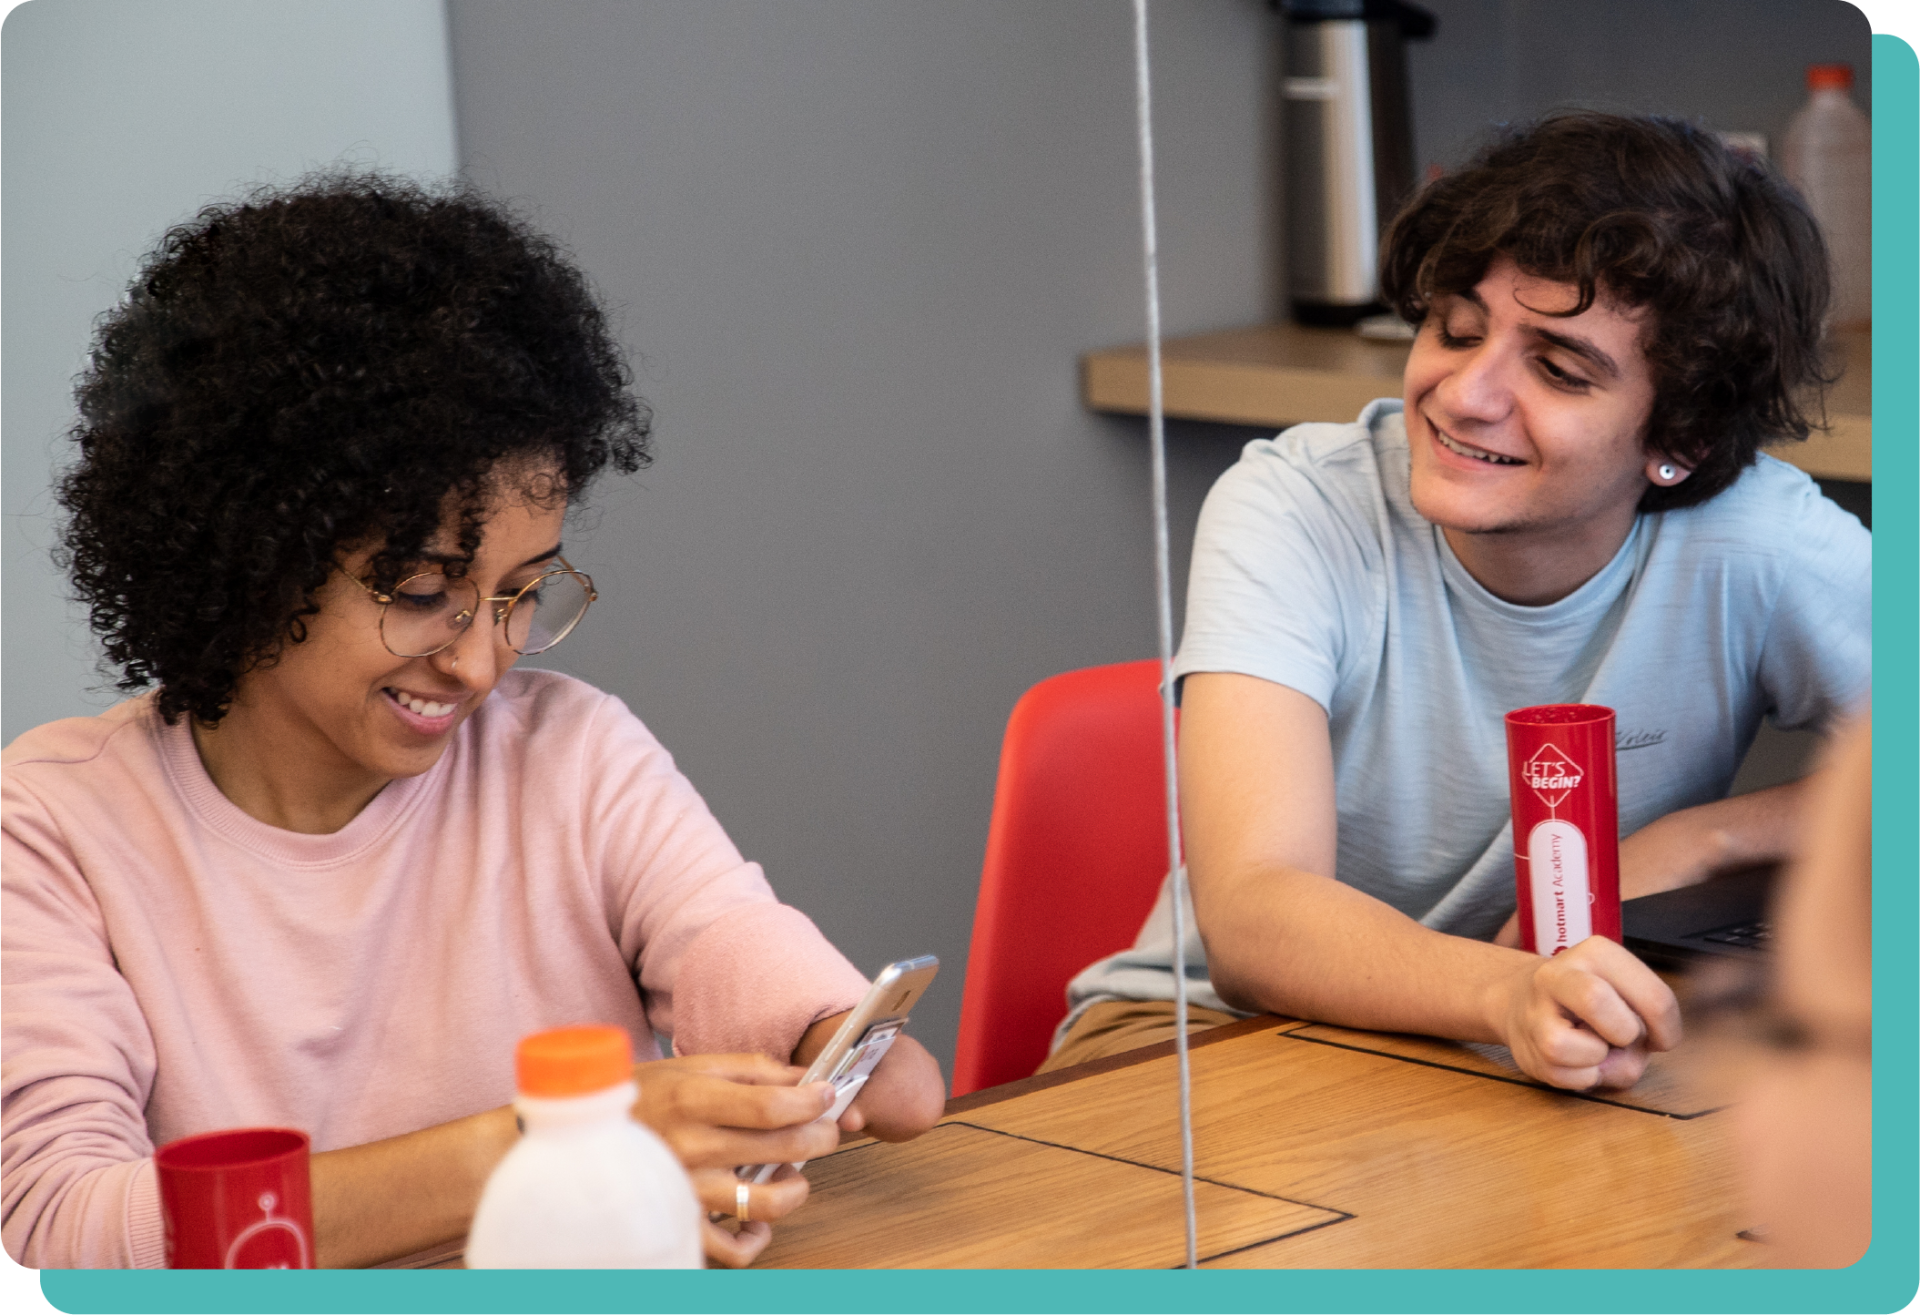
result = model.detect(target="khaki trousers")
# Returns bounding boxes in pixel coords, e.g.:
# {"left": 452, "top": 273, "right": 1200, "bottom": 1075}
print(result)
{"left": 1037, "top": 998, "right": 1244, "bottom": 1074}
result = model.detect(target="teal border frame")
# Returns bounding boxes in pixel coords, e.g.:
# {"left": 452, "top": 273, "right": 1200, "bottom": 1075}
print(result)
{"left": 36, "top": 27, "right": 1920, "bottom": 1315}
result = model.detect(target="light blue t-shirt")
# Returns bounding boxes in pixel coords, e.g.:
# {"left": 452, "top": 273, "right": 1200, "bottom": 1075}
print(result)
{"left": 1065, "top": 400, "right": 1871, "bottom": 1029}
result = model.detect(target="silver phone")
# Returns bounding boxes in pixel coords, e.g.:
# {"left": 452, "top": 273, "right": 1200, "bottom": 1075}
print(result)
{"left": 736, "top": 954, "right": 939, "bottom": 1185}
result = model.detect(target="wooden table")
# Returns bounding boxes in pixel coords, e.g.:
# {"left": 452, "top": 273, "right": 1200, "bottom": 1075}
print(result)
{"left": 1081, "top": 323, "right": 1872, "bottom": 483}
{"left": 756, "top": 1016, "right": 1755, "bottom": 1269}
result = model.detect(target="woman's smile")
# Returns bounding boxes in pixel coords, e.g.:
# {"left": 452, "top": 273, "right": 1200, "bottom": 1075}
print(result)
{"left": 382, "top": 684, "right": 466, "bottom": 733}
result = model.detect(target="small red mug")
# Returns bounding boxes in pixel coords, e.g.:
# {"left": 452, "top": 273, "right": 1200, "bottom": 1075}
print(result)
{"left": 155, "top": 1127, "right": 313, "bottom": 1269}
{"left": 1505, "top": 704, "right": 1621, "bottom": 955}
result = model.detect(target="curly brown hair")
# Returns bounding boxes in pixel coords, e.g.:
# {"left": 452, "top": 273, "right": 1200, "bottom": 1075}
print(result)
{"left": 57, "top": 174, "right": 650, "bottom": 725}
{"left": 1379, "top": 110, "right": 1832, "bottom": 511}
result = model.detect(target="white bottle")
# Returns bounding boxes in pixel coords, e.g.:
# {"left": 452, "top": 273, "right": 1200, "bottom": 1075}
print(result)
{"left": 1782, "top": 63, "right": 1872, "bottom": 328}
{"left": 466, "top": 1025, "right": 703, "bottom": 1268}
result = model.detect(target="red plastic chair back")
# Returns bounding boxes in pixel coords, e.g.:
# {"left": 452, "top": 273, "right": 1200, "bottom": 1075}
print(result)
{"left": 951, "top": 660, "right": 1172, "bottom": 1096}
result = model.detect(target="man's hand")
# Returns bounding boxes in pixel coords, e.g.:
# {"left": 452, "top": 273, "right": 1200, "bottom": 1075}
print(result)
{"left": 1487, "top": 935, "right": 1682, "bottom": 1090}
{"left": 1181, "top": 673, "right": 1694, "bottom": 1096}
{"left": 630, "top": 1052, "right": 838, "bottom": 1267}
{"left": 794, "top": 1014, "right": 946, "bottom": 1142}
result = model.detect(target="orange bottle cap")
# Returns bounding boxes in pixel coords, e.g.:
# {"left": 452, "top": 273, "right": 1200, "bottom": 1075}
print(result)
{"left": 1807, "top": 64, "right": 1853, "bottom": 91}
{"left": 515, "top": 1025, "right": 633, "bottom": 1097}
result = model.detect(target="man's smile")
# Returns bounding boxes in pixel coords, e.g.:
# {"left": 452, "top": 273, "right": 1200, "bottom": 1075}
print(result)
{"left": 1431, "top": 423, "right": 1524, "bottom": 466}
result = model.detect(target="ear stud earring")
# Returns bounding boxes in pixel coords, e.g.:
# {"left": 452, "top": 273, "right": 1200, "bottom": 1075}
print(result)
{"left": 1657, "top": 464, "right": 1678, "bottom": 482}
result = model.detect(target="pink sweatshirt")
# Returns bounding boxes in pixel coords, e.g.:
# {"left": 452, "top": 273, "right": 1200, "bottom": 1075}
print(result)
{"left": 1, "top": 669, "right": 868, "bottom": 1268}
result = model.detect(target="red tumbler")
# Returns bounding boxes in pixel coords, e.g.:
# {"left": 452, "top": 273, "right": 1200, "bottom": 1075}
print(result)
{"left": 155, "top": 1127, "right": 313, "bottom": 1268}
{"left": 1505, "top": 704, "right": 1621, "bottom": 955}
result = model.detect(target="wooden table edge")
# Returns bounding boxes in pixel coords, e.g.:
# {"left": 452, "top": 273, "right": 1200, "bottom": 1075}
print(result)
{"left": 941, "top": 1014, "right": 1300, "bottom": 1117}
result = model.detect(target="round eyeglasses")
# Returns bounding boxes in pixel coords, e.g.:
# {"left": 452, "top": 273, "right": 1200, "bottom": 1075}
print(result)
{"left": 346, "top": 557, "right": 598, "bottom": 659}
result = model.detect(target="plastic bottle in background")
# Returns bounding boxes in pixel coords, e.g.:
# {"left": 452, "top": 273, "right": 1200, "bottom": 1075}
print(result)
{"left": 1782, "top": 63, "right": 1872, "bottom": 328}
{"left": 466, "top": 1025, "right": 702, "bottom": 1268}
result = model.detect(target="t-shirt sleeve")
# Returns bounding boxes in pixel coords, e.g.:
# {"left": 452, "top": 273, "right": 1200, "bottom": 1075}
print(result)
{"left": 1, "top": 775, "right": 167, "bottom": 1269}
{"left": 569, "top": 688, "right": 867, "bottom": 1061}
{"left": 1756, "top": 485, "right": 1871, "bottom": 731}
{"left": 1172, "top": 438, "right": 1373, "bottom": 710}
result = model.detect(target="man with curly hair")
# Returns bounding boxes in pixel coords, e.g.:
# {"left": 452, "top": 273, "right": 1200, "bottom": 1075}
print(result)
{"left": 2, "top": 177, "right": 944, "bottom": 1269}
{"left": 1052, "top": 112, "right": 1870, "bottom": 1090}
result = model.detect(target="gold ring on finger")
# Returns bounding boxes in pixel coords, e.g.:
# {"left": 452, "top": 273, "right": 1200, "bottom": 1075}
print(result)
{"left": 736, "top": 1179, "right": 751, "bottom": 1224}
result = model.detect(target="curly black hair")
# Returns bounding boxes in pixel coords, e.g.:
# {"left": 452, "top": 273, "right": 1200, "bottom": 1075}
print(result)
{"left": 57, "top": 174, "right": 650, "bottom": 725}
{"left": 1379, "top": 111, "right": 1832, "bottom": 511}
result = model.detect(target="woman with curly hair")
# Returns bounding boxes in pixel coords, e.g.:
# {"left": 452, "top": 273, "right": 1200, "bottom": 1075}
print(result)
{"left": 1, "top": 177, "right": 943, "bottom": 1269}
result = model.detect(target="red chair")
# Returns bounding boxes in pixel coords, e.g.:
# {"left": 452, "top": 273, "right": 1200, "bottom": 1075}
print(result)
{"left": 951, "top": 660, "right": 1174, "bottom": 1097}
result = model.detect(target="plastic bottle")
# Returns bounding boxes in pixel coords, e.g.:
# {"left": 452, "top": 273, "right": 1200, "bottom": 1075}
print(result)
{"left": 466, "top": 1025, "right": 703, "bottom": 1268}
{"left": 1781, "top": 63, "right": 1872, "bottom": 328}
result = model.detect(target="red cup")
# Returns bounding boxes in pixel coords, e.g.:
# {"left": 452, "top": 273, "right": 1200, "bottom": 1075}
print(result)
{"left": 155, "top": 1127, "right": 313, "bottom": 1269}
{"left": 1505, "top": 704, "right": 1621, "bottom": 955}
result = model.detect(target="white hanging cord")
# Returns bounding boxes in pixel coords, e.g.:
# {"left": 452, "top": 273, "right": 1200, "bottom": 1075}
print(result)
{"left": 1130, "top": 0, "right": 1198, "bottom": 1271}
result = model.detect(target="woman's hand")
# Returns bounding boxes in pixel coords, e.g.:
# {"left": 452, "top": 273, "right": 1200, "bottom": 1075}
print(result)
{"left": 793, "top": 1014, "right": 947, "bottom": 1143}
{"left": 689, "top": 1166, "right": 808, "bottom": 1268}
{"left": 1486, "top": 935, "right": 1682, "bottom": 1090}
{"left": 836, "top": 1035, "right": 946, "bottom": 1141}
{"left": 630, "top": 1053, "right": 838, "bottom": 1267}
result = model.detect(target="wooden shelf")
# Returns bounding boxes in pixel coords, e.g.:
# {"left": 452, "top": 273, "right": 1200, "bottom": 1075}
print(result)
{"left": 1083, "top": 323, "right": 1872, "bottom": 482}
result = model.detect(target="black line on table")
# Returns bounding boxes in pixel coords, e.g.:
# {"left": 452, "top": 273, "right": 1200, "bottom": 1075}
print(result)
{"left": 1277, "top": 1031, "right": 1721, "bottom": 1120}
{"left": 943, "top": 1120, "right": 1349, "bottom": 1216}
{"left": 1192, "top": 1211, "right": 1357, "bottom": 1267}
{"left": 805, "top": 1122, "right": 1358, "bottom": 1268}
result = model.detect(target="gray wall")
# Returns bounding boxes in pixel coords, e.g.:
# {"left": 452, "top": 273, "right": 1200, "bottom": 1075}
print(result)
{"left": 1, "top": 0, "right": 458, "bottom": 746}
{"left": 1407, "top": 0, "right": 1873, "bottom": 172}
{"left": 447, "top": 0, "right": 1282, "bottom": 1070}
{"left": 447, "top": 0, "right": 1875, "bottom": 1072}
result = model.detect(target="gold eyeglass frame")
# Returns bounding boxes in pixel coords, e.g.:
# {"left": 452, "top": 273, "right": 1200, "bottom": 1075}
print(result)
{"left": 345, "top": 555, "right": 599, "bottom": 659}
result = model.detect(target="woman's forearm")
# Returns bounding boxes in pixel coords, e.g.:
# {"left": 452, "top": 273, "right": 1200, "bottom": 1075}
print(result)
{"left": 308, "top": 1105, "right": 518, "bottom": 1268}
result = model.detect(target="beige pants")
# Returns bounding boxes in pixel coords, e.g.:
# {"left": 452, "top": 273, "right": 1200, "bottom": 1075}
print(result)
{"left": 1037, "top": 998, "right": 1243, "bottom": 1074}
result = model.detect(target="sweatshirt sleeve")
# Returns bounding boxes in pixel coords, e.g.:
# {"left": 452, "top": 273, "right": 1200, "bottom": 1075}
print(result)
{"left": 2, "top": 775, "right": 168, "bottom": 1268}
{"left": 565, "top": 685, "right": 868, "bottom": 1061}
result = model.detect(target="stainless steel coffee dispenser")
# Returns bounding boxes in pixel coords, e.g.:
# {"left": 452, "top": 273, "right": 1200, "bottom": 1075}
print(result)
{"left": 1281, "top": 0, "right": 1435, "bottom": 325}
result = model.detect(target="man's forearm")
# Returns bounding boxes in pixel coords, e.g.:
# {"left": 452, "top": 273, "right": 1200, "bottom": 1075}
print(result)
{"left": 1197, "top": 864, "right": 1539, "bottom": 1043}
{"left": 1700, "top": 776, "right": 1809, "bottom": 864}
{"left": 1619, "top": 777, "right": 1811, "bottom": 899}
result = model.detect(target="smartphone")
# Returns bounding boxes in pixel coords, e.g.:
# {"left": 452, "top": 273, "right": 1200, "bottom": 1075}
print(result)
{"left": 736, "top": 954, "right": 939, "bottom": 1185}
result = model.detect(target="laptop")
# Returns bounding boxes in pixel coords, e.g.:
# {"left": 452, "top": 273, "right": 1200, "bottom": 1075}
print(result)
{"left": 1621, "top": 862, "right": 1779, "bottom": 969}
